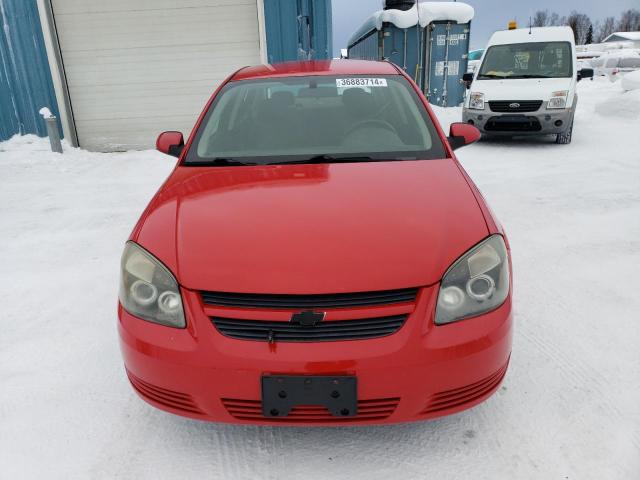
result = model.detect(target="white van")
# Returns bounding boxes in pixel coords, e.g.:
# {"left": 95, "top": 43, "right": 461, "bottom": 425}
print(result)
{"left": 462, "top": 27, "right": 593, "bottom": 144}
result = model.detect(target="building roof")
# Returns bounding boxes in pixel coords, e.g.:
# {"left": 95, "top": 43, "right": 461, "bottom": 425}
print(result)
{"left": 348, "top": 1, "right": 474, "bottom": 47}
{"left": 487, "top": 26, "right": 575, "bottom": 46}
{"left": 603, "top": 32, "right": 640, "bottom": 43}
{"left": 232, "top": 60, "right": 399, "bottom": 81}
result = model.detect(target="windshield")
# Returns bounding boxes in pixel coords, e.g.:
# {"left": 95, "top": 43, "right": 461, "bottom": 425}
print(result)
{"left": 477, "top": 42, "right": 573, "bottom": 80}
{"left": 185, "top": 75, "right": 446, "bottom": 165}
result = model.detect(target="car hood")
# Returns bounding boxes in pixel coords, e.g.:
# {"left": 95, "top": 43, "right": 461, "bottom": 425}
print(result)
{"left": 473, "top": 77, "right": 573, "bottom": 101}
{"left": 134, "top": 160, "right": 488, "bottom": 293}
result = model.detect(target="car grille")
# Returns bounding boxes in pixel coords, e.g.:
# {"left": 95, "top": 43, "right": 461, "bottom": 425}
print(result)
{"left": 488, "top": 100, "right": 543, "bottom": 113}
{"left": 127, "top": 370, "right": 204, "bottom": 415}
{"left": 485, "top": 116, "right": 542, "bottom": 132}
{"left": 420, "top": 361, "right": 509, "bottom": 415}
{"left": 201, "top": 287, "right": 418, "bottom": 309}
{"left": 222, "top": 397, "right": 400, "bottom": 423}
{"left": 211, "top": 314, "right": 407, "bottom": 342}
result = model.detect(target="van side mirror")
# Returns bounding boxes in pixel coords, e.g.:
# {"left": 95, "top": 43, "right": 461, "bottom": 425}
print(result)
{"left": 156, "top": 131, "right": 184, "bottom": 157}
{"left": 462, "top": 72, "right": 474, "bottom": 89}
{"left": 448, "top": 123, "right": 481, "bottom": 150}
{"left": 578, "top": 68, "right": 594, "bottom": 81}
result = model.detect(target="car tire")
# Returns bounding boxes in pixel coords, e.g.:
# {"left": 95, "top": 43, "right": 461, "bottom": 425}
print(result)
{"left": 556, "top": 121, "right": 573, "bottom": 145}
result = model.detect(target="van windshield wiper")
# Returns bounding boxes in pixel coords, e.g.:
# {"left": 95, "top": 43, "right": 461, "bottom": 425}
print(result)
{"left": 477, "top": 73, "right": 509, "bottom": 79}
{"left": 510, "top": 74, "right": 554, "bottom": 79}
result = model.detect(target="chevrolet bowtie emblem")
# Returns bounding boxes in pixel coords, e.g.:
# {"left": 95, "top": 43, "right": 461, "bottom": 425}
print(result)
{"left": 291, "top": 310, "right": 326, "bottom": 326}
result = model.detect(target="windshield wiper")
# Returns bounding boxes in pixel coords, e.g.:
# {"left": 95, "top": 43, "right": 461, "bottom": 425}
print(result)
{"left": 268, "top": 155, "right": 394, "bottom": 165}
{"left": 477, "top": 73, "right": 509, "bottom": 79}
{"left": 510, "top": 74, "right": 554, "bottom": 79}
{"left": 189, "top": 157, "right": 258, "bottom": 167}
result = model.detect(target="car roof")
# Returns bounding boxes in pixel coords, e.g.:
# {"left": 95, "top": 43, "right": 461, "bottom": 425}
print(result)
{"left": 488, "top": 26, "right": 575, "bottom": 46}
{"left": 232, "top": 60, "right": 399, "bottom": 81}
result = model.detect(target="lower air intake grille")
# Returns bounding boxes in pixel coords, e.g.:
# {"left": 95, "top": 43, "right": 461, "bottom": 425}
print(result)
{"left": 211, "top": 315, "right": 407, "bottom": 342}
{"left": 126, "top": 370, "right": 204, "bottom": 415}
{"left": 222, "top": 397, "right": 400, "bottom": 423}
{"left": 421, "top": 361, "right": 509, "bottom": 415}
{"left": 201, "top": 288, "right": 418, "bottom": 309}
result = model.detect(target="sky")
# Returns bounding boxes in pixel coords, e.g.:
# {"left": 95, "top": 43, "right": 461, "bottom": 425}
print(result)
{"left": 331, "top": 0, "right": 640, "bottom": 55}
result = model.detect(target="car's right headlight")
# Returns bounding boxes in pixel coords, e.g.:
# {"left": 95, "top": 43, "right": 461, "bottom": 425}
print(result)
{"left": 468, "top": 92, "right": 485, "bottom": 110}
{"left": 435, "top": 235, "right": 510, "bottom": 325}
{"left": 119, "top": 241, "right": 186, "bottom": 328}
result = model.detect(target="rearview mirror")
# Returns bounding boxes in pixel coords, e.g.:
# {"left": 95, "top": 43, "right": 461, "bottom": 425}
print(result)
{"left": 156, "top": 131, "right": 184, "bottom": 157}
{"left": 462, "top": 72, "right": 474, "bottom": 89}
{"left": 578, "top": 68, "right": 594, "bottom": 81}
{"left": 448, "top": 123, "right": 481, "bottom": 150}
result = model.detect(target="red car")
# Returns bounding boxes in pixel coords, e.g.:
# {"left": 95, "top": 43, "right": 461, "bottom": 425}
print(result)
{"left": 118, "top": 60, "right": 512, "bottom": 425}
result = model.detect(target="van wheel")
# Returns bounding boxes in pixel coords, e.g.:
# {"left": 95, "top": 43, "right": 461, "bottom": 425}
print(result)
{"left": 556, "top": 121, "right": 573, "bottom": 144}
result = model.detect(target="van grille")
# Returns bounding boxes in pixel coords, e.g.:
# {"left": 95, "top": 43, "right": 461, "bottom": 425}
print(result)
{"left": 211, "top": 315, "right": 407, "bottom": 342}
{"left": 489, "top": 100, "right": 543, "bottom": 113}
{"left": 201, "top": 288, "right": 418, "bottom": 309}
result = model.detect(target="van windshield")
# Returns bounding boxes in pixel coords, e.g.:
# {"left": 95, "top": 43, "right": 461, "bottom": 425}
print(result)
{"left": 478, "top": 42, "right": 572, "bottom": 79}
{"left": 184, "top": 75, "right": 446, "bottom": 165}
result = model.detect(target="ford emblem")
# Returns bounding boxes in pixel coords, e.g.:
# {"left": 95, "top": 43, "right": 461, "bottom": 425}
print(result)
{"left": 509, "top": 102, "right": 520, "bottom": 109}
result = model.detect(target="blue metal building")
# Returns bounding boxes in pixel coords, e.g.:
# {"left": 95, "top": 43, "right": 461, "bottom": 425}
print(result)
{"left": 264, "top": 0, "right": 333, "bottom": 64}
{"left": 0, "top": 0, "right": 61, "bottom": 142}
{"left": 348, "top": 1, "right": 474, "bottom": 107}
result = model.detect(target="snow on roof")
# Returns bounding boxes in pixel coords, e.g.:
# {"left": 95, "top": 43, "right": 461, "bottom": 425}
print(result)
{"left": 487, "top": 26, "right": 575, "bottom": 46}
{"left": 348, "top": 2, "right": 474, "bottom": 47}
{"left": 603, "top": 32, "right": 640, "bottom": 42}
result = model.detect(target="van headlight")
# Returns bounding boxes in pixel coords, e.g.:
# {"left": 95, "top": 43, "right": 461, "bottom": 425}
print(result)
{"left": 468, "top": 92, "right": 485, "bottom": 110}
{"left": 435, "top": 235, "right": 510, "bottom": 325}
{"left": 547, "top": 91, "right": 568, "bottom": 109}
{"left": 119, "top": 242, "right": 186, "bottom": 328}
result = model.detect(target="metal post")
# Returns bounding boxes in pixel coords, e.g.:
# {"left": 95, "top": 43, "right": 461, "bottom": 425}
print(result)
{"left": 40, "top": 108, "right": 63, "bottom": 153}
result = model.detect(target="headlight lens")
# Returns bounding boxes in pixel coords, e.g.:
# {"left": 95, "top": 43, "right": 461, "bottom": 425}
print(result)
{"left": 435, "top": 235, "right": 510, "bottom": 325}
{"left": 547, "top": 90, "right": 568, "bottom": 109}
{"left": 119, "top": 242, "right": 186, "bottom": 328}
{"left": 469, "top": 92, "right": 485, "bottom": 110}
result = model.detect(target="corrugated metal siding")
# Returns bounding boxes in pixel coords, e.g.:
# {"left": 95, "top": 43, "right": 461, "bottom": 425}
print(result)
{"left": 51, "top": 0, "right": 261, "bottom": 151}
{"left": 426, "top": 22, "right": 470, "bottom": 107}
{"left": 264, "top": 0, "right": 332, "bottom": 63}
{"left": 347, "top": 19, "right": 471, "bottom": 107}
{"left": 0, "top": 0, "right": 61, "bottom": 141}
{"left": 347, "top": 30, "right": 379, "bottom": 61}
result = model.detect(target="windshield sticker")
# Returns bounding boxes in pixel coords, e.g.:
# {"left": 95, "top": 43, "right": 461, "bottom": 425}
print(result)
{"left": 336, "top": 78, "right": 388, "bottom": 88}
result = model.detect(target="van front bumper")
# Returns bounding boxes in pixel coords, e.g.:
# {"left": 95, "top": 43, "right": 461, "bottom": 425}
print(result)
{"left": 118, "top": 285, "right": 513, "bottom": 426}
{"left": 463, "top": 104, "right": 575, "bottom": 135}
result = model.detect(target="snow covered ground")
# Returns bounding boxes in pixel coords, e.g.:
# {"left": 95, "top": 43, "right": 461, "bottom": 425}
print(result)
{"left": 1, "top": 77, "right": 639, "bottom": 479}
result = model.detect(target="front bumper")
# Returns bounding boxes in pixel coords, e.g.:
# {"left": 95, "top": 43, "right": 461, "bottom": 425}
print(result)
{"left": 463, "top": 104, "right": 575, "bottom": 136}
{"left": 118, "top": 285, "right": 512, "bottom": 425}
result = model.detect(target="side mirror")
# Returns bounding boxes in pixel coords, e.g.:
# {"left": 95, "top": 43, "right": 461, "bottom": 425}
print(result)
{"left": 156, "top": 131, "right": 184, "bottom": 157}
{"left": 448, "top": 122, "right": 481, "bottom": 150}
{"left": 577, "top": 68, "right": 594, "bottom": 81}
{"left": 462, "top": 72, "right": 474, "bottom": 89}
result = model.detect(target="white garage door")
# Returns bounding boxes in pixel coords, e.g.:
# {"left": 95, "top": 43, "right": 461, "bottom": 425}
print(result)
{"left": 51, "top": 0, "right": 262, "bottom": 151}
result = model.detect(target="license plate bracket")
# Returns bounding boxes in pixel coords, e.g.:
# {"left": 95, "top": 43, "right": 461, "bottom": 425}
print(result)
{"left": 261, "top": 375, "right": 357, "bottom": 418}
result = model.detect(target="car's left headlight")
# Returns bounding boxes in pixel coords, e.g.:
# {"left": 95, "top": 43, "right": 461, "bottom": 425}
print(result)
{"left": 468, "top": 92, "right": 485, "bottom": 110}
{"left": 119, "top": 242, "right": 186, "bottom": 328}
{"left": 547, "top": 90, "right": 568, "bottom": 109}
{"left": 435, "top": 235, "right": 510, "bottom": 325}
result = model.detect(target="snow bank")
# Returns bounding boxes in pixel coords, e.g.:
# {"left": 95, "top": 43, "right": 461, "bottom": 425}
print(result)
{"left": 595, "top": 87, "right": 640, "bottom": 118}
{"left": 621, "top": 70, "right": 640, "bottom": 91}
{"left": 348, "top": 2, "right": 474, "bottom": 46}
